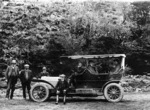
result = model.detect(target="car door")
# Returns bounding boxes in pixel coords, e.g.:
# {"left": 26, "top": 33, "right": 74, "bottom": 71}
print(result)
{"left": 75, "top": 69, "right": 109, "bottom": 88}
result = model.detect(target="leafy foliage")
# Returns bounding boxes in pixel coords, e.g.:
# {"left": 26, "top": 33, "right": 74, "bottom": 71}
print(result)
{"left": 0, "top": 1, "right": 150, "bottom": 75}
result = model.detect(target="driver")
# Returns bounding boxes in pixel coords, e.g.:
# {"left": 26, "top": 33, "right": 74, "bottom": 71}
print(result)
{"left": 76, "top": 62, "right": 85, "bottom": 75}
{"left": 68, "top": 62, "right": 85, "bottom": 88}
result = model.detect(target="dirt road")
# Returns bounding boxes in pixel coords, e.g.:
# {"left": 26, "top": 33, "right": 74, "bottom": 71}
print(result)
{"left": 0, "top": 89, "right": 150, "bottom": 110}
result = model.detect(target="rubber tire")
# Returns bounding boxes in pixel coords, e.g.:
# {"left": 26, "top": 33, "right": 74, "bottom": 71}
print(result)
{"left": 30, "top": 83, "right": 49, "bottom": 102}
{"left": 104, "top": 83, "right": 124, "bottom": 103}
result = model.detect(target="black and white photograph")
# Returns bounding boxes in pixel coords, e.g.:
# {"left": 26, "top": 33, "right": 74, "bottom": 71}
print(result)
{"left": 0, "top": 0, "right": 150, "bottom": 109}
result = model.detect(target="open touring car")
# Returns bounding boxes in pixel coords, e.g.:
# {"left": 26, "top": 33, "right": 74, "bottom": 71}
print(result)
{"left": 30, "top": 54, "right": 126, "bottom": 102}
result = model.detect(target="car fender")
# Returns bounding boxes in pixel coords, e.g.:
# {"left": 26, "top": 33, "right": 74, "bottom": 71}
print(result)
{"left": 31, "top": 79, "right": 55, "bottom": 89}
{"left": 102, "top": 80, "right": 121, "bottom": 92}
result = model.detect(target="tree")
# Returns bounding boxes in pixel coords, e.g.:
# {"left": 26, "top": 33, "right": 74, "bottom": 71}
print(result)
{"left": 1, "top": 1, "right": 150, "bottom": 75}
{"left": 126, "top": 2, "right": 150, "bottom": 74}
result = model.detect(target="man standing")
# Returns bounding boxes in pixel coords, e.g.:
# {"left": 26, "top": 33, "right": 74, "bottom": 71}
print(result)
{"left": 19, "top": 64, "right": 33, "bottom": 99}
{"left": 55, "top": 74, "right": 68, "bottom": 104}
{"left": 5, "top": 60, "right": 19, "bottom": 99}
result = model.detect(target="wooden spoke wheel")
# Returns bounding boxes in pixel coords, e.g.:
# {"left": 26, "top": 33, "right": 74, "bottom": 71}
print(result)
{"left": 104, "top": 83, "right": 123, "bottom": 102}
{"left": 30, "top": 83, "right": 49, "bottom": 102}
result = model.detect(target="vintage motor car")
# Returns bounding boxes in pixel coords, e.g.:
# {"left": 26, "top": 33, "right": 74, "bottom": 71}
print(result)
{"left": 30, "top": 54, "right": 126, "bottom": 103}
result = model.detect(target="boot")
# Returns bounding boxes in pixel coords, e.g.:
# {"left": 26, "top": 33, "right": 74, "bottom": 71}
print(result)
{"left": 63, "top": 95, "right": 66, "bottom": 105}
{"left": 10, "top": 89, "right": 14, "bottom": 99}
{"left": 6, "top": 89, "right": 10, "bottom": 99}
{"left": 55, "top": 95, "right": 59, "bottom": 105}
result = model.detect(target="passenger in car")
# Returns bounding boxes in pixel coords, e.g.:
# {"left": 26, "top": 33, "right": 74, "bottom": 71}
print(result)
{"left": 88, "top": 61, "right": 99, "bottom": 75}
{"left": 95, "top": 63, "right": 102, "bottom": 73}
{"left": 55, "top": 74, "right": 68, "bottom": 105}
{"left": 109, "top": 61, "right": 121, "bottom": 73}
{"left": 38, "top": 66, "right": 50, "bottom": 78}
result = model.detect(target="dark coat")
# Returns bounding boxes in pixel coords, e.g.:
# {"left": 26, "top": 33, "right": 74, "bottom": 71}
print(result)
{"left": 38, "top": 71, "right": 50, "bottom": 78}
{"left": 5, "top": 65, "right": 19, "bottom": 79}
{"left": 87, "top": 66, "right": 99, "bottom": 75}
{"left": 55, "top": 79, "right": 68, "bottom": 91}
{"left": 74, "top": 66, "right": 85, "bottom": 75}
{"left": 5, "top": 65, "right": 19, "bottom": 99}
{"left": 20, "top": 69, "right": 33, "bottom": 83}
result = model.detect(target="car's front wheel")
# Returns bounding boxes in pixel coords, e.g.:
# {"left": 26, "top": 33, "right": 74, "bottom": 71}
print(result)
{"left": 30, "top": 83, "right": 49, "bottom": 102}
{"left": 104, "top": 83, "right": 123, "bottom": 102}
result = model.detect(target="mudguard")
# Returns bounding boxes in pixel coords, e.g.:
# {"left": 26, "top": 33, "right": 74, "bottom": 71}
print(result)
{"left": 31, "top": 77, "right": 59, "bottom": 89}
{"left": 102, "top": 80, "right": 121, "bottom": 92}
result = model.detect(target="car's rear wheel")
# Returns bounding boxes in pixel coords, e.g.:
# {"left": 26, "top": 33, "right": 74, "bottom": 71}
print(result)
{"left": 104, "top": 83, "right": 123, "bottom": 102}
{"left": 30, "top": 83, "right": 49, "bottom": 102}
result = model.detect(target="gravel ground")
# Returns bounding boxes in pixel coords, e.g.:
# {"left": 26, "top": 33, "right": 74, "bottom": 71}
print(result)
{"left": 0, "top": 89, "right": 150, "bottom": 110}
{"left": 1, "top": 76, "right": 150, "bottom": 110}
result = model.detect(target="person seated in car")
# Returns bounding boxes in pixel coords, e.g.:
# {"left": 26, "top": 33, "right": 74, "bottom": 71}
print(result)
{"left": 88, "top": 61, "right": 99, "bottom": 75}
{"left": 109, "top": 60, "right": 121, "bottom": 73}
{"left": 55, "top": 74, "right": 68, "bottom": 105}
{"left": 75, "top": 62, "right": 85, "bottom": 75}
{"left": 38, "top": 66, "right": 50, "bottom": 78}
{"left": 68, "top": 62, "right": 85, "bottom": 88}
{"left": 94, "top": 62, "right": 103, "bottom": 73}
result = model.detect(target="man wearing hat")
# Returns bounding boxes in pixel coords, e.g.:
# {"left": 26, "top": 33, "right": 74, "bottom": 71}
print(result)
{"left": 5, "top": 59, "right": 19, "bottom": 99}
{"left": 68, "top": 62, "right": 85, "bottom": 88}
{"left": 19, "top": 64, "right": 33, "bottom": 99}
{"left": 38, "top": 66, "right": 50, "bottom": 78}
{"left": 55, "top": 74, "right": 69, "bottom": 104}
